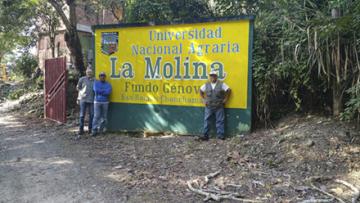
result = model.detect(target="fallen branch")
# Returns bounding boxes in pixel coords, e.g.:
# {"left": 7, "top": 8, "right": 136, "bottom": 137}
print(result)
{"left": 187, "top": 180, "right": 221, "bottom": 201}
{"left": 334, "top": 179, "right": 360, "bottom": 203}
{"left": 204, "top": 170, "right": 221, "bottom": 185}
{"left": 203, "top": 189, "right": 240, "bottom": 196}
{"left": 213, "top": 186, "right": 221, "bottom": 191}
{"left": 229, "top": 195, "right": 264, "bottom": 202}
{"left": 187, "top": 182, "right": 262, "bottom": 202}
{"left": 187, "top": 170, "right": 264, "bottom": 202}
{"left": 252, "top": 180, "right": 265, "bottom": 187}
{"left": 299, "top": 198, "right": 334, "bottom": 203}
{"left": 310, "top": 182, "right": 346, "bottom": 203}
{"left": 226, "top": 183, "right": 243, "bottom": 188}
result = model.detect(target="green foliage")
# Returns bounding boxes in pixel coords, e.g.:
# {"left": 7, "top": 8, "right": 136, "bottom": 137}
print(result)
{"left": 0, "top": 0, "right": 38, "bottom": 62}
{"left": 125, "top": 0, "right": 212, "bottom": 23}
{"left": 249, "top": 1, "right": 315, "bottom": 122}
{"left": 7, "top": 89, "right": 26, "bottom": 100}
{"left": 13, "top": 53, "right": 38, "bottom": 78}
{"left": 212, "top": 0, "right": 258, "bottom": 16}
{"left": 341, "top": 84, "right": 360, "bottom": 121}
{"left": 117, "top": 0, "right": 360, "bottom": 124}
{"left": 213, "top": 0, "right": 360, "bottom": 123}
{"left": 35, "top": 76, "right": 44, "bottom": 89}
{"left": 5, "top": 79, "right": 38, "bottom": 100}
{"left": 36, "top": 2, "right": 60, "bottom": 57}
{"left": 5, "top": 0, "right": 360, "bottom": 124}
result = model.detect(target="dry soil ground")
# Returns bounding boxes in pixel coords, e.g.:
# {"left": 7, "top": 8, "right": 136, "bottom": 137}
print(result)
{"left": 0, "top": 92, "right": 360, "bottom": 203}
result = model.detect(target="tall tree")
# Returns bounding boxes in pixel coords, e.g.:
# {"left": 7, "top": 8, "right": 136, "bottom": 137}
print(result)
{"left": 213, "top": 0, "right": 360, "bottom": 121}
{"left": 82, "top": 0, "right": 125, "bottom": 24}
{"left": 36, "top": 2, "right": 60, "bottom": 58}
{"left": 47, "top": 0, "right": 85, "bottom": 75}
{"left": 0, "top": 0, "right": 36, "bottom": 64}
{"left": 97, "top": 0, "right": 125, "bottom": 23}
{"left": 212, "top": 0, "right": 258, "bottom": 16}
{"left": 125, "top": 0, "right": 212, "bottom": 23}
{"left": 304, "top": 0, "right": 360, "bottom": 116}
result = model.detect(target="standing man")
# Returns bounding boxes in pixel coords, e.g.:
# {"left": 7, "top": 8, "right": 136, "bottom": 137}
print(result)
{"left": 76, "top": 68, "right": 95, "bottom": 138}
{"left": 92, "top": 72, "right": 112, "bottom": 136}
{"left": 199, "top": 70, "right": 231, "bottom": 140}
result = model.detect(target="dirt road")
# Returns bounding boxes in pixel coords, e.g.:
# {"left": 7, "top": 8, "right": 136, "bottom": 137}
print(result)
{"left": 0, "top": 105, "right": 223, "bottom": 202}
{"left": 0, "top": 113, "right": 128, "bottom": 202}
{"left": 1, "top": 100, "right": 360, "bottom": 202}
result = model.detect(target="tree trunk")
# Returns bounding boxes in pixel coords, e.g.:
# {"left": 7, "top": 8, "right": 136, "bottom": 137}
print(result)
{"left": 65, "top": 30, "right": 84, "bottom": 74}
{"left": 331, "top": 8, "right": 340, "bottom": 18}
{"left": 50, "top": 36, "right": 55, "bottom": 58}
{"left": 67, "top": 0, "right": 84, "bottom": 75}
{"left": 110, "top": 2, "right": 124, "bottom": 23}
{"left": 48, "top": 0, "right": 85, "bottom": 75}
{"left": 49, "top": 17, "right": 56, "bottom": 58}
{"left": 332, "top": 82, "right": 343, "bottom": 116}
{"left": 331, "top": 7, "right": 342, "bottom": 116}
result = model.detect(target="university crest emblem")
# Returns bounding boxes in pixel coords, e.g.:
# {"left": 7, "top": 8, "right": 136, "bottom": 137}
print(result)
{"left": 101, "top": 32, "right": 119, "bottom": 55}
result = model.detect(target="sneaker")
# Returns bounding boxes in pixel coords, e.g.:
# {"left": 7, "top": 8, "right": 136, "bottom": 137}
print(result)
{"left": 75, "top": 135, "right": 81, "bottom": 140}
{"left": 99, "top": 127, "right": 107, "bottom": 135}
{"left": 217, "top": 136, "right": 225, "bottom": 140}
{"left": 102, "top": 127, "right": 107, "bottom": 134}
{"left": 196, "top": 136, "right": 209, "bottom": 141}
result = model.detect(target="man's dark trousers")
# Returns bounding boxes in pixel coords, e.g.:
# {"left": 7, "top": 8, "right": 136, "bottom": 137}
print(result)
{"left": 79, "top": 101, "right": 94, "bottom": 133}
{"left": 203, "top": 106, "right": 225, "bottom": 139}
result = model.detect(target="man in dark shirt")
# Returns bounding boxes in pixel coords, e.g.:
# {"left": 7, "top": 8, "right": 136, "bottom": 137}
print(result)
{"left": 199, "top": 70, "right": 231, "bottom": 140}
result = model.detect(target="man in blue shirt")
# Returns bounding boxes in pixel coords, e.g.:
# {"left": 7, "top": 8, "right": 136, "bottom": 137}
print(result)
{"left": 92, "top": 72, "right": 112, "bottom": 136}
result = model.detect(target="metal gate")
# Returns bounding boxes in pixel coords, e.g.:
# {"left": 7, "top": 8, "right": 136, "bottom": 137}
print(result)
{"left": 44, "top": 57, "right": 67, "bottom": 123}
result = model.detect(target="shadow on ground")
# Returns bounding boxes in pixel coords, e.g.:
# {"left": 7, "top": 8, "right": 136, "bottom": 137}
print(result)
{"left": 0, "top": 106, "right": 359, "bottom": 202}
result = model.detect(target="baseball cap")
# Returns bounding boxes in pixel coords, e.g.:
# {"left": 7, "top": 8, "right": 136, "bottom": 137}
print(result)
{"left": 99, "top": 72, "right": 106, "bottom": 76}
{"left": 209, "top": 70, "right": 218, "bottom": 76}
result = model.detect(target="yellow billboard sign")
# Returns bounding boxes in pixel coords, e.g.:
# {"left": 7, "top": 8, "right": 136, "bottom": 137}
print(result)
{"left": 95, "top": 20, "right": 250, "bottom": 109}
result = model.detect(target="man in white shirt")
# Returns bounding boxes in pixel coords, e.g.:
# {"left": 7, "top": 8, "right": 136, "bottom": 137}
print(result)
{"left": 199, "top": 70, "right": 231, "bottom": 140}
{"left": 76, "top": 68, "right": 95, "bottom": 138}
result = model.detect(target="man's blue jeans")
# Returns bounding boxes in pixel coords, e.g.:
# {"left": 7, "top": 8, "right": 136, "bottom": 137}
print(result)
{"left": 203, "top": 107, "right": 225, "bottom": 139}
{"left": 92, "top": 102, "right": 109, "bottom": 133}
{"left": 79, "top": 101, "right": 94, "bottom": 133}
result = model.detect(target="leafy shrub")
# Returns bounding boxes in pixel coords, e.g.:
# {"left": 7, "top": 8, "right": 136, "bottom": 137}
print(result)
{"left": 7, "top": 89, "right": 26, "bottom": 100}
{"left": 341, "top": 84, "right": 360, "bottom": 121}
{"left": 5, "top": 80, "right": 38, "bottom": 100}
{"left": 13, "top": 53, "right": 38, "bottom": 78}
{"left": 35, "top": 76, "right": 44, "bottom": 90}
